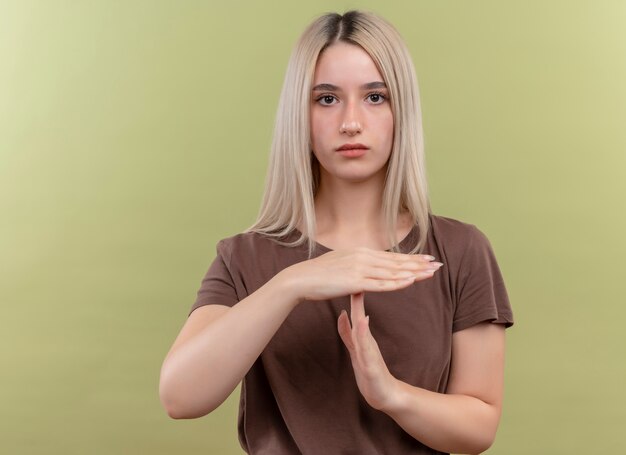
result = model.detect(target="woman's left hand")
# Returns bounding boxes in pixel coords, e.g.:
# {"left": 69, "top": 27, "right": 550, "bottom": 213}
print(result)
{"left": 337, "top": 292, "right": 400, "bottom": 412}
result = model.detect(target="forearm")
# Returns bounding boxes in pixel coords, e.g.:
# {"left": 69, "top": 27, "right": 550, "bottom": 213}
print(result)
{"left": 160, "top": 270, "right": 299, "bottom": 418}
{"left": 383, "top": 380, "right": 501, "bottom": 454}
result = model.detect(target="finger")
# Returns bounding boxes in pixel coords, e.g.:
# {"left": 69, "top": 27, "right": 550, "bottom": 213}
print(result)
{"left": 361, "top": 255, "right": 436, "bottom": 274}
{"left": 368, "top": 249, "right": 436, "bottom": 263}
{"left": 350, "top": 292, "right": 366, "bottom": 324}
{"left": 362, "top": 264, "right": 421, "bottom": 280}
{"left": 358, "top": 316, "right": 373, "bottom": 354}
{"left": 356, "top": 316, "right": 383, "bottom": 367}
{"left": 353, "top": 249, "right": 437, "bottom": 275}
{"left": 337, "top": 310, "right": 355, "bottom": 352}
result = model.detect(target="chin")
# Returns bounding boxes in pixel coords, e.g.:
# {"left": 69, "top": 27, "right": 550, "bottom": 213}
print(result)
{"left": 317, "top": 157, "right": 388, "bottom": 182}
{"left": 332, "top": 169, "right": 386, "bottom": 183}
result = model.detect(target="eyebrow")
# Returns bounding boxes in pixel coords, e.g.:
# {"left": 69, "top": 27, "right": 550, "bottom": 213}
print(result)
{"left": 312, "top": 81, "right": 387, "bottom": 91}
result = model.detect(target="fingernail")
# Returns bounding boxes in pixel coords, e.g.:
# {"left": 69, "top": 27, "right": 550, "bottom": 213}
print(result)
{"left": 423, "top": 255, "right": 436, "bottom": 261}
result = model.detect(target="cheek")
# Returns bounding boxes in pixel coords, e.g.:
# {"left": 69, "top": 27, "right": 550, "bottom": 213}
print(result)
{"left": 382, "top": 112, "right": 394, "bottom": 147}
{"left": 310, "top": 112, "right": 333, "bottom": 149}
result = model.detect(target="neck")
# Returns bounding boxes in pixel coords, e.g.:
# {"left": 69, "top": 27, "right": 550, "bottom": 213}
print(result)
{"left": 313, "top": 169, "right": 388, "bottom": 237}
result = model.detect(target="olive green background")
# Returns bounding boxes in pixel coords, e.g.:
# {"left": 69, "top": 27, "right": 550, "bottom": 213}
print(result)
{"left": 2, "top": 0, "right": 624, "bottom": 453}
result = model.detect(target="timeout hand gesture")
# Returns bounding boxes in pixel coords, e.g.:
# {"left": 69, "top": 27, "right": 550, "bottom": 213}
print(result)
{"left": 280, "top": 247, "right": 443, "bottom": 410}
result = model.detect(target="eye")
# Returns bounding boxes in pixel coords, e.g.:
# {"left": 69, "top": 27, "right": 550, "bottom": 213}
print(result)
{"left": 316, "top": 94, "right": 338, "bottom": 106}
{"left": 367, "top": 92, "right": 387, "bottom": 105}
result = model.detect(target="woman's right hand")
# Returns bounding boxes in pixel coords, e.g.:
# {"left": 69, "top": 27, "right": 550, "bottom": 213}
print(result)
{"left": 278, "top": 247, "right": 443, "bottom": 303}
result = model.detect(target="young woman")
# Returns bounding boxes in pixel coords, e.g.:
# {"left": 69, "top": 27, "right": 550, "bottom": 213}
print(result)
{"left": 160, "top": 10, "right": 514, "bottom": 455}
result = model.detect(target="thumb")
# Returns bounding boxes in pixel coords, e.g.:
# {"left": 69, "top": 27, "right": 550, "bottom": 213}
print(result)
{"left": 337, "top": 310, "right": 355, "bottom": 352}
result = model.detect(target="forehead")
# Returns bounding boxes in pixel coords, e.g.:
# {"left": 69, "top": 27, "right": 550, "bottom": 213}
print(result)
{"left": 313, "top": 42, "right": 384, "bottom": 85}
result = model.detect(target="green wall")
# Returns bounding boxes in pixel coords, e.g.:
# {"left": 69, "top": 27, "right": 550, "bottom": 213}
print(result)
{"left": 2, "top": 1, "right": 624, "bottom": 453}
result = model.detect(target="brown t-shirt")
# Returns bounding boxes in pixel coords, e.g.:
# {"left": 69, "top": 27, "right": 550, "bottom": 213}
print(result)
{"left": 189, "top": 214, "right": 514, "bottom": 454}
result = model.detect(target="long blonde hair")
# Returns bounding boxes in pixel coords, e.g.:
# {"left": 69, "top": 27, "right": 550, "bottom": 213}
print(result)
{"left": 245, "top": 10, "right": 431, "bottom": 259}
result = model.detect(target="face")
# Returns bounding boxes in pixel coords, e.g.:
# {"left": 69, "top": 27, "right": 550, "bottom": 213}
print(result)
{"left": 310, "top": 42, "right": 394, "bottom": 184}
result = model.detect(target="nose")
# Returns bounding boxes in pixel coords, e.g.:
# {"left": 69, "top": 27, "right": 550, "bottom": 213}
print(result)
{"left": 339, "top": 100, "right": 362, "bottom": 135}
{"left": 340, "top": 120, "right": 361, "bottom": 135}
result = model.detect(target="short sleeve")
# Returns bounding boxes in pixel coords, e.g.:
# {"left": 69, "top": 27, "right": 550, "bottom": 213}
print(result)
{"left": 188, "top": 239, "right": 239, "bottom": 317}
{"left": 452, "top": 225, "right": 514, "bottom": 332}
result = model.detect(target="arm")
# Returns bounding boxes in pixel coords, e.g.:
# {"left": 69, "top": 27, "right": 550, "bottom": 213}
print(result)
{"left": 159, "top": 248, "right": 439, "bottom": 419}
{"left": 338, "top": 294, "right": 506, "bottom": 454}
{"left": 159, "top": 273, "right": 299, "bottom": 419}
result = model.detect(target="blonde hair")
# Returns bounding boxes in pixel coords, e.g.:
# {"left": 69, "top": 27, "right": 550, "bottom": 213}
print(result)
{"left": 245, "top": 10, "right": 431, "bottom": 259}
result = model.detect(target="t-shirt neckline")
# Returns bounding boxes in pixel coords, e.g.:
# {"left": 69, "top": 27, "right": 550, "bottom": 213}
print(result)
{"left": 292, "top": 224, "right": 418, "bottom": 253}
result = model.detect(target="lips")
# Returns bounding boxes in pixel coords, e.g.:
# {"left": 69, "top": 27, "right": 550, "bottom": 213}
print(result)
{"left": 336, "top": 143, "right": 369, "bottom": 151}
{"left": 336, "top": 143, "right": 368, "bottom": 158}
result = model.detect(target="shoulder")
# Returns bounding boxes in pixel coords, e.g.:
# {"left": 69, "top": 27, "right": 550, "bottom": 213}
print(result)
{"left": 429, "top": 214, "right": 505, "bottom": 284}
{"left": 427, "top": 214, "right": 499, "bottom": 276}
{"left": 214, "top": 229, "right": 299, "bottom": 266}
{"left": 429, "top": 215, "right": 513, "bottom": 329}
{"left": 429, "top": 213, "right": 491, "bottom": 252}
{"left": 211, "top": 229, "right": 307, "bottom": 290}
{"left": 216, "top": 230, "right": 270, "bottom": 255}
